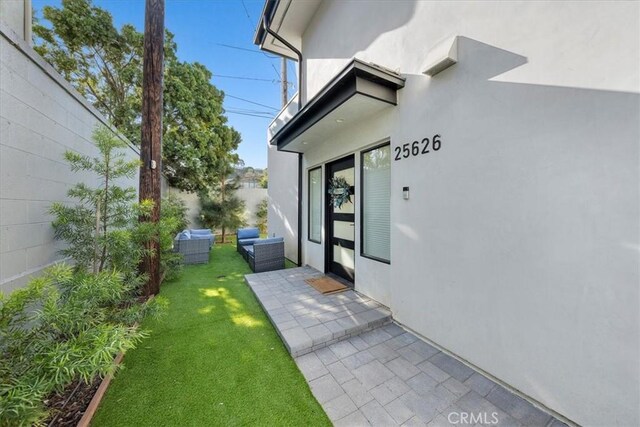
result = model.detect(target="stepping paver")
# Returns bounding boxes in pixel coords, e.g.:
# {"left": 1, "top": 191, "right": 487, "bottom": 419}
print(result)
{"left": 245, "top": 267, "right": 391, "bottom": 356}
{"left": 246, "top": 268, "right": 566, "bottom": 426}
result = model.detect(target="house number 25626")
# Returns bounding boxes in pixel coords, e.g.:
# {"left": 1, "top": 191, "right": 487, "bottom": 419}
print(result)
{"left": 394, "top": 134, "right": 442, "bottom": 161}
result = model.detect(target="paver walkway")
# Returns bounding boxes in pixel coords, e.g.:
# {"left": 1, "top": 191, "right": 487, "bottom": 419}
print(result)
{"left": 245, "top": 267, "right": 391, "bottom": 356}
{"left": 246, "top": 267, "right": 566, "bottom": 426}
{"left": 296, "top": 323, "right": 566, "bottom": 426}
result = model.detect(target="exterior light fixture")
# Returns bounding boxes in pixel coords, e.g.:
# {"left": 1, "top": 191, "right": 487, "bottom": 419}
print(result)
{"left": 336, "top": 118, "right": 345, "bottom": 123}
{"left": 423, "top": 36, "right": 458, "bottom": 76}
{"left": 403, "top": 186, "right": 410, "bottom": 200}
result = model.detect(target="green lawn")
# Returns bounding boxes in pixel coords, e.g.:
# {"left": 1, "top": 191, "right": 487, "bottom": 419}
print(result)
{"left": 92, "top": 243, "right": 330, "bottom": 426}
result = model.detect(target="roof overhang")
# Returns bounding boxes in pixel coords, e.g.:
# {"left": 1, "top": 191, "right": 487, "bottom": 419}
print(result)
{"left": 254, "top": 0, "right": 321, "bottom": 59}
{"left": 271, "top": 59, "right": 405, "bottom": 153}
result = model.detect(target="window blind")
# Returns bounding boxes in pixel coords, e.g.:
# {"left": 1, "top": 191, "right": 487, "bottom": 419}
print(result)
{"left": 309, "top": 167, "right": 322, "bottom": 242}
{"left": 362, "top": 145, "right": 390, "bottom": 262}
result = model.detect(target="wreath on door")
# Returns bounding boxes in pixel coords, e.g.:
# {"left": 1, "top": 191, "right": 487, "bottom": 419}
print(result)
{"left": 328, "top": 176, "right": 352, "bottom": 209}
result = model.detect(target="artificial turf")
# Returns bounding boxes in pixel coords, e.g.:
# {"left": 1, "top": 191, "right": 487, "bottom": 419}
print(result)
{"left": 92, "top": 243, "right": 330, "bottom": 427}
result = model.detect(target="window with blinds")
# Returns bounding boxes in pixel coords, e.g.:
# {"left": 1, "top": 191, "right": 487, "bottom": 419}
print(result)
{"left": 362, "top": 144, "right": 391, "bottom": 263}
{"left": 308, "top": 167, "right": 322, "bottom": 243}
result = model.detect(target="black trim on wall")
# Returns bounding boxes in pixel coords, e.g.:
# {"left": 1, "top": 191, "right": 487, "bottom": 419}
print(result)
{"left": 308, "top": 166, "right": 322, "bottom": 244}
{"left": 297, "top": 153, "right": 303, "bottom": 266}
{"left": 360, "top": 141, "right": 392, "bottom": 265}
{"left": 325, "top": 155, "right": 356, "bottom": 284}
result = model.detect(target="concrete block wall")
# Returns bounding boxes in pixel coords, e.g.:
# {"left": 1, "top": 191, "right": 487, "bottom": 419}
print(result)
{"left": 0, "top": 21, "right": 139, "bottom": 294}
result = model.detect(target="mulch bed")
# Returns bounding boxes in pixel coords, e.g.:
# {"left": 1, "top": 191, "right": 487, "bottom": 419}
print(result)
{"left": 44, "top": 379, "right": 100, "bottom": 427}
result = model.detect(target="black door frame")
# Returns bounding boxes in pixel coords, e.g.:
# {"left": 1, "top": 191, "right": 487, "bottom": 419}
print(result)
{"left": 325, "top": 154, "right": 356, "bottom": 284}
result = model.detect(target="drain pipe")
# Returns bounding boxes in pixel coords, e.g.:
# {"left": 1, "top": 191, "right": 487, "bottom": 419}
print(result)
{"left": 262, "top": 14, "right": 304, "bottom": 267}
{"left": 262, "top": 17, "right": 303, "bottom": 112}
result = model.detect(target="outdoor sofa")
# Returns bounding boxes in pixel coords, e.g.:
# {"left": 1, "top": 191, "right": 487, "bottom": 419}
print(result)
{"left": 174, "top": 229, "right": 215, "bottom": 264}
{"left": 236, "top": 228, "right": 285, "bottom": 273}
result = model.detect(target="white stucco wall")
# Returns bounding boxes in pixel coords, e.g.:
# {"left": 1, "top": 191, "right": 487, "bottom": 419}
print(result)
{"left": 237, "top": 187, "right": 267, "bottom": 227}
{"left": 0, "top": 0, "right": 28, "bottom": 42}
{"left": 0, "top": 21, "right": 139, "bottom": 294}
{"left": 266, "top": 1, "right": 639, "bottom": 425}
{"left": 168, "top": 188, "right": 200, "bottom": 229}
{"left": 266, "top": 142, "right": 299, "bottom": 263}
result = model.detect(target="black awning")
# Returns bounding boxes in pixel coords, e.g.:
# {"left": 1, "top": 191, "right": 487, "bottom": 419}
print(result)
{"left": 271, "top": 59, "right": 405, "bottom": 152}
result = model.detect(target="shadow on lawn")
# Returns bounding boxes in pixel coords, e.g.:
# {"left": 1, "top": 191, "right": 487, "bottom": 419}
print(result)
{"left": 197, "top": 285, "right": 265, "bottom": 328}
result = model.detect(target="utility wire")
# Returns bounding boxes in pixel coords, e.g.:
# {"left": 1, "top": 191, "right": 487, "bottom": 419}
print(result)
{"left": 226, "top": 107, "right": 276, "bottom": 115}
{"left": 216, "top": 43, "right": 279, "bottom": 59}
{"left": 213, "top": 74, "right": 293, "bottom": 86}
{"left": 226, "top": 111, "right": 273, "bottom": 119}
{"left": 270, "top": 62, "right": 282, "bottom": 81}
{"left": 224, "top": 93, "right": 279, "bottom": 111}
{"left": 238, "top": 0, "right": 284, "bottom": 80}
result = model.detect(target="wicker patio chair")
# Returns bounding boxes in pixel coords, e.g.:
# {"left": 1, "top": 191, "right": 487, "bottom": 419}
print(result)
{"left": 174, "top": 237, "right": 210, "bottom": 264}
{"left": 245, "top": 237, "right": 285, "bottom": 273}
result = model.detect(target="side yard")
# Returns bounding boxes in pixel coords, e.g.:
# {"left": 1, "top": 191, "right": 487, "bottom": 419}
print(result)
{"left": 92, "top": 243, "right": 329, "bottom": 426}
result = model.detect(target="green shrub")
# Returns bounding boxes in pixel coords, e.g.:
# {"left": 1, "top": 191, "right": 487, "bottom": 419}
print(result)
{"left": 159, "top": 194, "right": 188, "bottom": 281}
{"left": 199, "top": 179, "right": 246, "bottom": 243}
{"left": 256, "top": 198, "right": 268, "bottom": 235}
{"left": 0, "top": 265, "right": 166, "bottom": 426}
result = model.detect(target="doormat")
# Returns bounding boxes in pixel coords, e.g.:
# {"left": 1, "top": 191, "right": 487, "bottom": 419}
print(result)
{"left": 305, "top": 276, "right": 348, "bottom": 294}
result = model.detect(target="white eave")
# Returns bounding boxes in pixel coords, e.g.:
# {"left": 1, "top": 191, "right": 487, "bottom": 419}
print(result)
{"left": 253, "top": 0, "right": 321, "bottom": 59}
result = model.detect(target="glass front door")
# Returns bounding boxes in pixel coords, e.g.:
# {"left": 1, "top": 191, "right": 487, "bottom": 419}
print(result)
{"left": 326, "top": 155, "right": 355, "bottom": 283}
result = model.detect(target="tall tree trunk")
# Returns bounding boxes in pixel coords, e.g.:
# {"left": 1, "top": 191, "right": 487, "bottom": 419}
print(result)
{"left": 139, "top": 0, "right": 164, "bottom": 296}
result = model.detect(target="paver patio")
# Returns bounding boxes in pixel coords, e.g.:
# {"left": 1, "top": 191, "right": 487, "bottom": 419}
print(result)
{"left": 245, "top": 267, "right": 392, "bottom": 356}
{"left": 246, "top": 267, "right": 567, "bottom": 426}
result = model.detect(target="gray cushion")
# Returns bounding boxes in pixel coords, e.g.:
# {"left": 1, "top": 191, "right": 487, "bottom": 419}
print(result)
{"left": 237, "top": 228, "right": 260, "bottom": 239}
{"left": 254, "top": 237, "right": 284, "bottom": 246}
{"left": 190, "top": 229, "right": 212, "bottom": 235}
{"left": 238, "top": 237, "right": 261, "bottom": 246}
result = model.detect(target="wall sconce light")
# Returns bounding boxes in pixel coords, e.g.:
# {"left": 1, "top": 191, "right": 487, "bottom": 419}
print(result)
{"left": 423, "top": 36, "right": 458, "bottom": 76}
{"left": 403, "top": 186, "right": 410, "bottom": 200}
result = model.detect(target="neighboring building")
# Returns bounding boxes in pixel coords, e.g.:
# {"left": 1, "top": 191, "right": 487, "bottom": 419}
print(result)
{"left": 0, "top": 2, "right": 139, "bottom": 293}
{"left": 255, "top": 1, "right": 639, "bottom": 425}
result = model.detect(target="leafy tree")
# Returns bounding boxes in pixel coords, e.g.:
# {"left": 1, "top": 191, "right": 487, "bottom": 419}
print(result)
{"left": 256, "top": 198, "right": 268, "bottom": 234}
{"left": 199, "top": 177, "right": 246, "bottom": 244}
{"left": 163, "top": 60, "right": 234, "bottom": 192}
{"left": 33, "top": 0, "right": 241, "bottom": 193}
{"left": 50, "top": 126, "right": 140, "bottom": 274}
{"left": 34, "top": 0, "right": 143, "bottom": 144}
{"left": 259, "top": 168, "right": 268, "bottom": 189}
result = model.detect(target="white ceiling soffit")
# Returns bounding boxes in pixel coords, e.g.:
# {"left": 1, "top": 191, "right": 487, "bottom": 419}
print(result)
{"left": 262, "top": 0, "right": 321, "bottom": 59}
{"left": 284, "top": 94, "right": 394, "bottom": 153}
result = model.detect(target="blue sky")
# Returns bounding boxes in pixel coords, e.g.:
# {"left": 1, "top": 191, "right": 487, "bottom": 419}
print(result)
{"left": 33, "top": 0, "right": 291, "bottom": 169}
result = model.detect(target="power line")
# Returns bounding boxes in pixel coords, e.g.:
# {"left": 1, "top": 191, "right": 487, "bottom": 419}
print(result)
{"left": 270, "top": 62, "right": 282, "bottom": 81}
{"left": 224, "top": 93, "right": 279, "bottom": 111}
{"left": 238, "top": 0, "right": 283, "bottom": 68}
{"left": 214, "top": 43, "right": 281, "bottom": 80}
{"left": 213, "top": 73, "right": 294, "bottom": 87}
{"left": 226, "top": 110, "right": 273, "bottom": 119}
{"left": 226, "top": 107, "right": 276, "bottom": 115}
{"left": 216, "top": 43, "right": 279, "bottom": 59}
